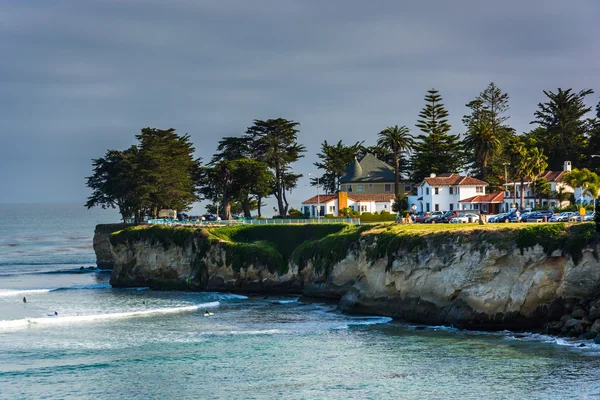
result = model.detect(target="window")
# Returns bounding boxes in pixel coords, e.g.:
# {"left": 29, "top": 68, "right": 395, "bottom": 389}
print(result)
{"left": 426, "top": 188, "right": 430, "bottom": 195}
{"left": 340, "top": 185, "right": 346, "bottom": 192}
{"left": 449, "top": 203, "right": 454, "bottom": 211}
{"left": 384, "top": 184, "right": 392, "bottom": 192}
{"left": 434, "top": 187, "right": 439, "bottom": 195}
{"left": 404, "top": 184, "right": 411, "bottom": 192}
{"left": 426, "top": 203, "right": 430, "bottom": 212}
{"left": 357, "top": 184, "right": 364, "bottom": 193}
{"left": 369, "top": 184, "right": 374, "bottom": 190}
{"left": 329, "top": 206, "right": 335, "bottom": 213}
{"left": 360, "top": 205, "right": 367, "bottom": 212}
{"left": 435, "top": 204, "right": 439, "bottom": 211}
{"left": 347, "top": 185, "right": 353, "bottom": 192}
{"left": 476, "top": 186, "right": 483, "bottom": 193}
{"left": 449, "top": 187, "right": 454, "bottom": 195}
{"left": 474, "top": 204, "right": 479, "bottom": 210}
{"left": 482, "top": 204, "right": 487, "bottom": 212}
{"left": 384, "top": 204, "right": 387, "bottom": 208}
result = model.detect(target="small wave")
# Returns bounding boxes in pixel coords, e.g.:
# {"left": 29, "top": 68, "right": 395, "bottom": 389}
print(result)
{"left": 333, "top": 316, "right": 393, "bottom": 330}
{"left": 0, "top": 302, "right": 219, "bottom": 330}
{"left": 215, "top": 293, "right": 248, "bottom": 300}
{"left": 51, "top": 284, "right": 112, "bottom": 292}
{"left": 270, "top": 298, "right": 299, "bottom": 304}
{"left": 0, "top": 289, "right": 52, "bottom": 297}
{"left": 0, "top": 267, "right": 105, "bottom": 277}
{"left": 201, "top": 329, "right": 286, "bottom": 336}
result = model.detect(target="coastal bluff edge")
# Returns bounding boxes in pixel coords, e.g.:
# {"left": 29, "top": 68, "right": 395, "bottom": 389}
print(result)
{"left": 95, "top": 223, "right": 600, "bottom": 331}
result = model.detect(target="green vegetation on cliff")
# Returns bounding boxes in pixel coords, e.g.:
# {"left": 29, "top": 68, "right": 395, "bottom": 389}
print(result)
{"left": 110, "top": 224, "right": 348, "bottom": 275}
{"left": 109, "top": 222, "right": 598, "bottom": 279}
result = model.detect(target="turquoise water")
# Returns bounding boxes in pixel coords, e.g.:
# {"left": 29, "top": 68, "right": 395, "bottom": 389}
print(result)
{"left": 1, "top": 205, "right": 600, "bottom": 399}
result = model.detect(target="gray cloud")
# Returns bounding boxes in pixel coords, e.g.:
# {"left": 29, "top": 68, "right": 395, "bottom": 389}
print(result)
{"left": 1, "top": 0, "right": 599, "bottom": 210}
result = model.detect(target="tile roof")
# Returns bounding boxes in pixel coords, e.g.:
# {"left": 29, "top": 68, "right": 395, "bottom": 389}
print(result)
{"left": 301, "top": 193, "right": 396, "bottom": 204}
{"left": 301, "top": 195, "right": 338, "bottom": 204}
{"left": 505, "top": 170, "right": 566, "bottom": 184}
{"left": 339, "top": 153, "right": 396, "bottom": 183}
{"left": 423, "top": 173, "right": 488, "bottom": 186}
{"left": 459, "top": 192, "right": 505, "bottom": 203}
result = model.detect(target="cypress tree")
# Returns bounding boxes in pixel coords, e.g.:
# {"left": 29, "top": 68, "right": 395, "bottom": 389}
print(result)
{"left": 411, "top": 89, "right": 465, "bottom": 182}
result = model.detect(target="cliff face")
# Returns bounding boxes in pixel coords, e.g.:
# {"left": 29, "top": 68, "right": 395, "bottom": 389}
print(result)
{"left": 93, "top": 224, "right": 133, "bottom": 269}
{"left": 101, "top": 223, "right": 600, "bottom": 330}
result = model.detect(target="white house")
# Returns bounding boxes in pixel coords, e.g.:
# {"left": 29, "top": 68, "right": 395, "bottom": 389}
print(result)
{"left": 407, "top": 173, "right": 488, "bottom": 213}
{"left": 502, "top": 161, "right": 576, "bottom": 211}
{"left": 301, "top": 192, "right": 396, "bottom": 217}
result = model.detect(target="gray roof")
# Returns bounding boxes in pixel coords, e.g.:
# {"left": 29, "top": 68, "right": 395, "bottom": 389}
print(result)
{"left": 339, "top": 153, "right": 396, "bottom": 183}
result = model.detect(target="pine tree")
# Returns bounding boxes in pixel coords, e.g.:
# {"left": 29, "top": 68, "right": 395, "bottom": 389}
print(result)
{"left": 462, "top": 83, "right": 513, "bottom": 185}
{"left": 411, "top": 89, "right": 464, "bottom": 182}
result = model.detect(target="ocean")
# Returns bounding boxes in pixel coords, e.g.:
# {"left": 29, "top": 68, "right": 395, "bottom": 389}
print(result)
{"left": 1, "top": 204, "right": 600, "bottom": 399}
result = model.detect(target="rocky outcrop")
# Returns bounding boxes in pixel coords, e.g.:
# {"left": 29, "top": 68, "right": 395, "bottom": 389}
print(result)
{"left": 101, "top": 223, "right": 600, "bottom": 330}
{"left": 93, "top": 224, "right": 133, "bottom": 269}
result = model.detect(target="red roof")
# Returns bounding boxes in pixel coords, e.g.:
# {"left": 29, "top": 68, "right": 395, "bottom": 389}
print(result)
{"left": 301, "top": 193, "right": 395, "bottom": 204}
{"left": 424, "top": 173, "right": 487, "bottom": 186}
{"left": 459, "top": 192, "right": 505, "bottom": 204}
{"left": 301, "top": 195, "right": 338, "bottom": 204}
{"left": 505, "top": 170, "right": 566, "bottom": 184}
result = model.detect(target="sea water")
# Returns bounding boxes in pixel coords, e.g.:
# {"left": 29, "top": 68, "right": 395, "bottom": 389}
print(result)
{"left": 1, "top": 205, "right": 600, "bottom": 399}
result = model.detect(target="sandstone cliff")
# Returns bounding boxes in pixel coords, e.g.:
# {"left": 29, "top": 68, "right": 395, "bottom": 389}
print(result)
{"left": 100, "top": 223, "right": 600, "bottom": 330}
{"left": 93, "top": 224, "right": 133, "bottom": 269}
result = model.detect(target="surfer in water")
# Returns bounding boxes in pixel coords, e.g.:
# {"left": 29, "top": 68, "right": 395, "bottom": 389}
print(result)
{"left": 204, "top": 310, "right": 214, "bottom": 317}
{"left": 23, "top": 297, "right": 26, "bottom": 303}
{"left": 54, "top": 311, "right": 58, "bottom": 316}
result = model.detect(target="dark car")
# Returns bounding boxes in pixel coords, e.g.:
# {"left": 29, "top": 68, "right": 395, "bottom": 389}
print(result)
{"left": 202, "top": 214, "right": 217, "bottom": 221}
{"left": 424, "top": 211, "right": 447, "bottom": 223}
{"left": 438, "top": 211, "right": 458, "bottom": 223}
{"left": 415, "top": 212, "right": 432, "bottom": 223}
{"left": 496, "top": 212, "right": 516, "bottom": 223}
{"left": 526, "top": 210, "right": 554, "bottom": 222}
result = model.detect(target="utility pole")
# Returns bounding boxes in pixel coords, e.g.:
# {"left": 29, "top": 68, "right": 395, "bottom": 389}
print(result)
{"left": 503, "top": 162, "right": 510, "bottom": 212}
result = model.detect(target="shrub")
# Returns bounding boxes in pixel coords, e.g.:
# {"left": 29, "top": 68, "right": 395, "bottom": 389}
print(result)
{"left": 288, "top": 208, "right": 303, "bottom": 218}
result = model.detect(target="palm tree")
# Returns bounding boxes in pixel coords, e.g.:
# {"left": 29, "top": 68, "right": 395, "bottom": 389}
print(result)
{"left": 533, "top": 177, "right": 551, "bottom": 207}
{"left": 564, "top": 168, "right": 593, "bottom": 205}
{"left": 377, "top": 125, "right": 414, "bottom": 195}
{"left": 463, "top": 120, "right": 501, "bottom": 180}
{"left": 526, "top": 147, "right": 548, "bottom": 208}
{"left": 583, "top": 173, "right": 600, "bottom": 209}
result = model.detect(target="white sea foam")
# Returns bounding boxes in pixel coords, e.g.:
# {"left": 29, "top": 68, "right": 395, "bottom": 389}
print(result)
{"left": 201, "top": 329, "right": 286, "bottom": 336}
{"left": 0, "top": 302, "right": 219, "bottom": 330}
{"left": 0, "top": 289, "right": 52, "bottom": 297}
{"left": 333, "top": 316, "right": 393, "bottom": 330}
{"left": 271, "top": 298, "right": 299, "bottom": 304}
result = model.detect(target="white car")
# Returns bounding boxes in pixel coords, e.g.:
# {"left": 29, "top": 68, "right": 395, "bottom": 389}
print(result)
{"left": 450, "top": 213, "right": 480, "bottom": 224}
{"left": 549, "top": 212, "right": 576, "bottom": 222}
{"left": 577, "top": 212, "right": 595, "bottom": 222}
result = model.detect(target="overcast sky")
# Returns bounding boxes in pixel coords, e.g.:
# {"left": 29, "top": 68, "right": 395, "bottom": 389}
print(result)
{"left": 1, "top": 0, "right": 599, "bottom": 214}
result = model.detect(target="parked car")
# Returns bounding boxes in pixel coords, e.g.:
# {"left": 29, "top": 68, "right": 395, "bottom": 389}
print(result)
{"left": 450, "top": 213, "right": 480, "bottom": 224}
{"left": 488, "top": 213, "right": 506, "bottom": 223}
{"left": 549, "top": 212, "right": 577, "bottom": 222}
{"left": 423, "top": 211, "right": 445, "bottom": 223}
{"left": 438, "top": 211, "right": 459, "bottom": 223}
{"left": 496, "top": 212, "right": 517, "bottom": 223}
{"left": 414, "top": 212, "right": 432, "bottom": 223}
{"left": 526, "top": 210, "right": 554, "bottom": 222}
{"left": 577, "top": 211, "right": 595, "bottom": 222}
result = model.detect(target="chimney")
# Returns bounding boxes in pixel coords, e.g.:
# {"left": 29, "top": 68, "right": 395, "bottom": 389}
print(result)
{"left": 430, "top": 173, "right": 436, "bottom": 178}
{"left": 338, "top": 191, "right": 348, "bottom": 214}
{"left": 564, "top": 161, "right": 572, "bottom": 172}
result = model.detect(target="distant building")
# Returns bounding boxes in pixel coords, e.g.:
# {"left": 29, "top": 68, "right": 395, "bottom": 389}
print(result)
{"left": 339, "top": 153, "right": 413, "bottom": 196}
{"left": 408, "top": 173, "right": 488, "bottom": 213}
{"left": 301, "top": 191, "right": 396, "bottom": 217}
{"left": 459, "top": 192, "right": 505, "bottom": 215}
{"left": 502, "top": 161, "right": 575, "bottom": 211}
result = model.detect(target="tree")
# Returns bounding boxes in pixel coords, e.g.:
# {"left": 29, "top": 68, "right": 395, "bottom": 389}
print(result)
{"left": 463, "top": 83, "right": 512, "bottom": 183}
{"left": 377, "top": 125, "right": 414, "bottom": 195}
{"left": 85, "top": 146, "right": 142, "bottom": 222}
{"left": 532, "top": 177, "right": 551, "bottom": 206}
{"left": 313, "top": 140, "right": 363, "bottom": 194}
{"left": 246, "top": 118, "right": 306, "bottom": 216}
{"left": 529, "top": 88, "right": 594, "bottom": 170}
{"left": 463, "top": 120, "right": 501, "bottom": 181}
{"left": 200, "top": 137, "right": 275, "bottom": 219}
{"left": 564, "top": 168, "right": 600, "bottom": 207}
{"left": 521, "top": 147, "right": 548, "bottom": 210}
{"left": 411, "top": 89, "right": 465, "bottom": 182}
{"left": 392, "top": 194, "right": 408, "bottom": 213}
{"left": 86, "top": 128, "right": 200, "bottom": 221}
{"left": 136, "top": 128, "right": 200, "bottom": 218}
